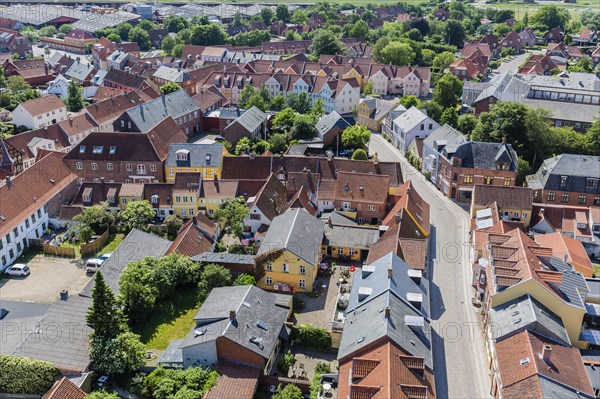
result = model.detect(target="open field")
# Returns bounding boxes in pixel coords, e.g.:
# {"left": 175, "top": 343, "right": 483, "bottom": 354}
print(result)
{"left": 492, "top": 1, "right": 599, "bottom": 19}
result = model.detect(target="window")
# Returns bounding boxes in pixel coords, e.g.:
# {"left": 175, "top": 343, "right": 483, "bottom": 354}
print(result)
{"left": 547, "top": 192, "right": 556, "bottom": 201}
{"left": 151, "top": 195, "right": 158, "bottom": 204}
{"left": 121, "top": 198, "right": 128, "bottom": 204}
{"left": 181, "top": 209, "right": 186, "bottom": 217}
{"left": 560, "top": 176, "right": 567, "bottom": 188}
{"left": 338, "top": 247, "right": 344, "bottom": 255}
{"left": 137, "top": 165, "right": 146, "bottom": 174}
{"left": 595, "top": 197, "right": 600, "bottom": 205}
{"left": 107, "top": 163, "right": 113, "bottom": 171}
{"left": 25, "top": 219, "right": 30, "bottom": 228}
{"left": 16, "top": 242, "right": 21, "bottom": 252}
{"left": 126, "top": 164, "right": 132, "bottom": 172}
{"left": 463, "top": 175, "right": 473, "bottom": 183}
{"left": 169, "top": 168, "right": 174, "bottom": 176}
{"left": 282, "top": 264, "right": 289, "bottom": 273}
{"left": 76, "top": 162, "right": 83, "bottom": 170}
{"left": 266, "top": 277, "right": 273, "bottom": 285}
{"left": 504, "top": 178, "right": 511, "bottom": 186}
{"left": 91, "top": 163, "right": 98, "bottom": 171}
{"left": 349, "top": 248, "right": 355, "bottom": 256}
{"left": 521, "top": 213, "right": 527, "bottom": 219}
{"left": 299, "top": 265, "right": 306, "bottom": 275}
{"left": 150, "top": 165, "right": 156, "bottom": 172}
{"left": 189, "top": 209, "right": 194, "bottom": 216}
{"left": 37, "top": 209, "right": 41, "bottom": 218}
{"left": 250, "top": 214, "right": 261, "bottom": 220}
{"left": 483, "top": 176, "right": 493, "bottom": 185}
{"left": 368, "top": 205, "right": 376, "bottom": 211}
{"left": 266, "top": 262, "right": 272, "bottom": 272}
{"left": 9, "top": 249, "right": 14, "bottom": 259}
{"left": 299, "top": 280, "right": 306, "bottom": 289}
{"left": 13, "top": 228, "right": 18, "bottom": 237}
{"left": 109, "top": 146, "right": 116, "bottom": 155}
{"left": 92, "top": 146, "right": 103, "bottom": 154}
{"left": 578, "top": 195, "right": 586, "bottom": 204}
{"left": 561, "top": 194, "right": 569, "bottom": 203}
{"left": 79, "top": 146, "right": 85, "bottom": 153}
{"left": 587, "top": 179, "right": 598, "bottom": 190}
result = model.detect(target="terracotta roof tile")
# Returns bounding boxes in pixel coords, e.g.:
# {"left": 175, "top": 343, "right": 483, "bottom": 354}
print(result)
{"left": 58, "top": 113, "right": 98, "bottom": 137}
{"left": 334, "top": 171, "right": 389, "bottom": 205}
{"left": 18, "top": 94, "right": 65, "bottom": 116}
{"left": 42, "top": 377, "right": 86, "bottom": 399}
{"left": 205, "top": 360, "right": 260, "bottom": 399}
{"left": 167, "top": 211, "right": 217, "bottom": 257}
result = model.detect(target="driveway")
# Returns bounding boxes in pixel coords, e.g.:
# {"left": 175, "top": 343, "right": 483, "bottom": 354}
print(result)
{"left": 0, "top": 254, "right": 91, "bottom": 303}
{"left": 369, "top": 134, "right": 492, "bottom": 399}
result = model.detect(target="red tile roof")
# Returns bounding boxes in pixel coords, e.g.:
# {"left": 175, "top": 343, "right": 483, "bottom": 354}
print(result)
{"left": 18, "top": 94, "right": 65, "bottom": 116}
{"left": 205, "top": 360, "right": 260, "bottom": 399}
{"left": 167, "top": 211, "right": 217, "bottom": 257}
{"left": 334, "top": 171, "right": 389, "bottom": 205}
{"left": 42, "top": 377, "right": 86, "bottom": 399}
{"left": 534, "top": 232, "right": 594, "bottom": 277}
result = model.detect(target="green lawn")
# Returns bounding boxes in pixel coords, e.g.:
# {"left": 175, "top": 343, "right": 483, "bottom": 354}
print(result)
{"left": 593, "top": 263, "right": 600, "bottom": 278}
{"left": 132, "top": 289, "right": 201, "bottom": 350}
{"left": 492, "top": 1, "right": 597, "bottom": 19}
{"left": 99, "top": 234, "right": 125, "bottom": 255}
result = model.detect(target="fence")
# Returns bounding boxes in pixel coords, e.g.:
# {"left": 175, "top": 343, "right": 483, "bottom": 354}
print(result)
{"left": 80, "top": 229, "right": 109, "bottom": 257}
{"left": 260, "top": 375, "right": 311, "bottom": 394}
{"left": 42, "top": 244, "right": 75, "bottom": 258}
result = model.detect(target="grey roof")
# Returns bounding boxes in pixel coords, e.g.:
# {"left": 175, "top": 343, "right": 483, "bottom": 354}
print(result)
{"left": 181, "top": 285, "right": 288, "bottom": 360}
{"left": 585, "top": 278, "right": 600, "bottom": 302}
{"left": 152, "top": 65, "right": 190, "bottom": 83}
{"left": 158, "top": 339, "right": 184, "bottom": 364}
{"left": 538, "top": 374, "right": 596, "bottom": 399}
{"left": 108, "top": 50, "right": 129, "bottom": 64}
{"left": 65, "top": 61, "right": 94, "bottom": 82}
{"left": 229, "top": 106, "right": 267, "bottom": 133}
{"left": 489, "top": 294, "right": 570, "bottom": 345}
{"left": 13, "top": 296, "right": 92, "bottom": 372}
{"left": 0, "top": 300, "right": 50, "bottom": 356}
{"left": 191, "top": 252, "right": 256, "bottom": 265}
{"left": 444, "top": 141, "right": 518, "bottom": 171}
{"left": 522, "top": 98, "right": 599, "bottom": 124}
{"left": 347, "top": 252, "right": 430, "bottom": 318}
{"left": 124, "top": 90, "right": 199, "bottom": 132}
{"left": 541, "top": 256, "right": 589, "bottom": 310}
{"left": 256, "top": 208, "right": 324, "bottom": 265}
{"left": 315, "top": 111, "right": 351, "bottom": 138}
{"left": 165, "top": 143, "right": 224, "bottom": 168}
{"left": 392, "top": 106, "right": 431, "bottom": 132}
{"left": 323, "top": 224, "right": 379, "bottom": 251}
{"left": 80, "top": 229, "right": 172, "bottom": 297}
{"left": 337, "top": 288, "right": 433, "bottom": 369}
{"left": 423, "top": 124, "right": 466, "bottom": 153}
{"left": 320, "top": 211, "right": 359, "bottom": 227}
{"left": 360, "top": 97, "right": 400, "bottom": 119}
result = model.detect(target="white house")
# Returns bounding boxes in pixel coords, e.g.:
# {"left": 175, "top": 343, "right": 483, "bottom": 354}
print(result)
{"left": 421, "top": 124, "right": 467, "bottom": 184}
{"left": 12, "top": 95, "right": 67, "bottom": 130}
{"left": 388, "top": 106, "right": 439, "bottom": 152}
{"left": 322, "top": 79, "right": 360, "bottom": 115}
{"left": 243, "top": 174, "right": 287, "bottom": 233}
{"left": 46, "top": 75, "right": 71, "bottom": 99}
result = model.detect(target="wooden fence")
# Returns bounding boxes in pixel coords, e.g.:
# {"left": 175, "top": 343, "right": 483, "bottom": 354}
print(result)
{"left": 42, "top": 244, "right": 75, "bottom": 258}
{"left": 260, "top": 375, "right": 311, "bottom": 393}
{"left": 80, "top": 229, "right": 109, "bottom": 257}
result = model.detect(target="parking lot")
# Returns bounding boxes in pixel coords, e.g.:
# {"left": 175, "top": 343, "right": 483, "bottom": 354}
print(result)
{"left": 0, "top": 254, "right": 91, "bottom": 303}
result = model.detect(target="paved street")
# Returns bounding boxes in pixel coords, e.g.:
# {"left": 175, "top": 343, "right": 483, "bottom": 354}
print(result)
{"left": 369, "top": 134, "right": 492, "bottom": 399}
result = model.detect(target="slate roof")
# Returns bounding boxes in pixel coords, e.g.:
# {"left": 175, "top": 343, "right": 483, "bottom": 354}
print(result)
{"left": 165, "top": 143, "right": 224, "bottom": 168}
{"left": 123, "top": 90, "right": 200, "bottom": 133}
{"left": 392, "top": 106, "right": 430, "bottom": 132}
{"left": 323, "top": 224, "right": 379, "bottom": 250}
{"left": 0, "top": 300, "right": 50, "bottom": 356}
{"left": 444, "top": 141, "right": 518, "bottom": 171}
{"left": 65, "top": 61, "right": 95, "bottom": 82}
{"left": 423, "top": 124, "right": 466, "bottom": 153}
{"left": 182, "top": 285, "right": 288, "bottom": 360}
{"left": 192, "top": 252, "right": 256, "bottom": 265}
{"left": 315, "top": 110, "right": 351, "bottom": 138}
{"left": 13, "top": 296, "right": 93, "bottom": 373}
{"left": 360, "top": 97, "right": 399, "bottom": 121}
{"left": 80, "top": 229, "right": 172, "bottom": 297}
{"left": 472, "top": 185, "right": 533, "bottom": 211}
{"left": 153, "top": 65, "right": 190, "bottom": 83}
{"left": 527, "top": 154, "right": 600, "bottom": 191}
{"left": 489, "top": 294, "right": 570, "bottom": 345}
{"left": 227, "top": 106, "right": 267, "bottom": 133}
{"left": 256, "top": 208, "right": 324, "bottom": 265}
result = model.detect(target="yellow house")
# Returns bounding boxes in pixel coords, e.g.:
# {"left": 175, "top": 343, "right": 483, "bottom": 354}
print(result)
{"left": 165, "top": 144, "right": 227, "bottom": 184}
{"left": 198, "top": 178, "right": 239, "bottom": 216}
{"left": 321, "top": 216, "right": 380, "bottom": 261}
{"left": 255, "top": 208, "right": 324, "bottom": 293}
{"left": 118, "top": 183, "right": 144, "bottom": 210}
{"left": 172, "top": 172, "right": 201, "bottom": 218}
{"left": 356, "top": 98, "right": 399, "bottom": 132}
{"left": 471, "top": 185, "right": 534, "bottom": 228}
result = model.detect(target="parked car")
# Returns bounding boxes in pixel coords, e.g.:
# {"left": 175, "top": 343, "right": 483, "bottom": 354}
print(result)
{"left": 85, "top": 258, "right": 104, "bottom": 273}
{"left": 214, "top": 135, "right": 225, "bottom": 142}
{"left": 5, "top": 264, "right": 30, "bottom": 277}
{"left": 99, "top": 253, "right": 112, "bottom": 262}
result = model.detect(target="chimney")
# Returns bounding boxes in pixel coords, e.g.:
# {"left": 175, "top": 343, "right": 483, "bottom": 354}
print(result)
{"left": 387, "top": 264, "right": 393, "bottom": 279}
{"left": 229, "top": 309, "right": 236, "bottom": 321}
{"left": 192, "top": 215, "right": 197, "bottom": 225}
{"left": 384, "top": 306, "right": 391, "bottom": 318}
{"left": 542, "top": 345, "right": 552, "bottom": 363}
{"left": 502, "top": 135, "right": 507, "bottom": 144}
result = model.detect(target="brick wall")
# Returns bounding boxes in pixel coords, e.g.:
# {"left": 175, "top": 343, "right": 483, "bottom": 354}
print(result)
{"left": 216, "top": 337, "right": 265, "bottom": 369}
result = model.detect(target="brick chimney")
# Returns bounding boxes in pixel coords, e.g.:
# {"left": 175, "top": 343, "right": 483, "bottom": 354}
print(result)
{"left": 384, "top": 306, "right": 391, "bottom": 318}
{"left": 229, "top": 309, "right": 236, "bottom": 321}
{"left": 542, "top": 345, "right": 552, "bottom": 363}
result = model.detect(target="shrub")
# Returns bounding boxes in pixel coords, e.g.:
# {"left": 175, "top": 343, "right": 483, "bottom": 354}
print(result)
{"left": 142, "top": 367, "right": 219, "bottom": 399}
{"left": 233, "top": 273, "right": 256, "bottom": 286}
{"left": 292, "top": 295, "right": 304, "bottom": 311}
{"left": 290, "top": 324, "right": 332, "bottom": 350}
{"left": 278, "top": 350, "right": 295, "bottom": 372}
{"left": 315, "top": 362, "right": 331, "bottom": 374}
{"left": 0, "top": 355, "right": 60, "bottom": 394}
{"left": 351, "top": 149, "right": 368, "bottom": 160}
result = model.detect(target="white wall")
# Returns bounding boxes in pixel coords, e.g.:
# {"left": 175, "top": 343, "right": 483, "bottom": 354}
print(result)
{"left": 0, "top": 204, "right": 49, "bottom": 271}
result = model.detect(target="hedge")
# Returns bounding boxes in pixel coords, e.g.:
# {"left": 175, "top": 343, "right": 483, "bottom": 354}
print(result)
{"left": 290, "top": 324, "right": 332, "bottom": 350}
{"left": 0, "top": 355, "right": 60, "bottom": 394}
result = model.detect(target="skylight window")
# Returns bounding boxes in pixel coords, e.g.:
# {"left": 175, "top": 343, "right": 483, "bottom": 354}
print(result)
{"left": 79, "top": 146, "right": 85, "bottom": 153}
{"left": 109, "top": 146, "right": 116, "bottom": 154}
{"left": 92, "top": 146, "right": 103, "bottom": 154}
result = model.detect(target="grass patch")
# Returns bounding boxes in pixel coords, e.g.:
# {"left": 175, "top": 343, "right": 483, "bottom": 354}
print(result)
{"left": 593, "top": 263, "right": 600, "bottom": 278}
{"left": 132, "top": 288, "right": 201, "bottom": 350}
{"left": 100, "top": 234, "right": 124, "bottom": 255}
{"left": 59, "top": 240, "right": 81, "bottom": 258}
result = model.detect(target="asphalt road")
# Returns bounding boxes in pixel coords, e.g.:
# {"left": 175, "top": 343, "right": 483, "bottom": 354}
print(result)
{"left": 369, "top": 134, "right": 493, "bottom": 399}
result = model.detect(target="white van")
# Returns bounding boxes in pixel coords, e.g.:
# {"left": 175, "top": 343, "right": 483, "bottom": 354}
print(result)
{"left": 86, "top": 258, "right": 104, "bottom": 273}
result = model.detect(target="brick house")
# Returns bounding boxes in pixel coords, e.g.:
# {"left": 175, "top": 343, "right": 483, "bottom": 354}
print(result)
{"left": 0, "top": 28, "right": 31, "bottom": 56}
{"left": 334, "top": 171, "right": 390, "bottom": 224}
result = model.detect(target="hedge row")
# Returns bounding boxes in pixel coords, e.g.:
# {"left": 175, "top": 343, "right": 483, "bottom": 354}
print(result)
{"left": 0, "top": 355, "right": 60, "bottom": 394}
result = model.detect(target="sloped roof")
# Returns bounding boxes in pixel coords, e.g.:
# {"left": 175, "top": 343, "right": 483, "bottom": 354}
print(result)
{"left": 315, "top": 110, "right": 351, "bottom": 137}
{"left": 167, "top": 212, "right": 217, "bottom": 257}
{"left": 250, "top": 173, "right": 288, "bottom": 221}
{"left": 43, "top": 378, "right": 86, "bottom": 399}
{"left": 18, "top": 94, "right": 65, "bottom": 116}
{"left": 124, "top": 90, "right": 199, "bottom": 133}
{"left": 472, "top": 185, "right": 533, "bottom": 211}
{"left": 228, "top": 106, "right": 267, "bottom": 133}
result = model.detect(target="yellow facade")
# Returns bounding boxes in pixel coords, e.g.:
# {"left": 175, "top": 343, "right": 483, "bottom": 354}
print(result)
{"left": 321, "top": 244, "right": 362, "bottom": 261}
{"left": 343, "top": 69, "right": 363, "bottom": 88}
{"left": 256, "top": 251, "right": 318, "bottom": 293}
{"left": 471, "top": 205, "right": 532, "bottom": 228}
{"left": 491, "top": 279, "right": 588, "bottom": 348}
{"left": 173, "top": 192, "right": 199, "bottom": 218}
{"left": 119, "top": 195, "right": 142, "bottom": 210}
{"left": 166, "top": 166, "right": 222, "bottom": 184}
{"left": 199, "top": 197, "right": 226, "bottom": 216}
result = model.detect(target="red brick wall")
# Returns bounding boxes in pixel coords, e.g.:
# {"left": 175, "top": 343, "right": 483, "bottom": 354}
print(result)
{"left": 216, "top": 337, "right": 265, "bottom": 369}
{"left": 533, "top": 189, "right": 600, "bottom": 207}
{"left": 63, "top": 159, "right": 165, "bottom": 183}
{"left": 334, "top": 199, "right": 386, "bottom": 222}
{"left": 47, "top": 179, "right": 78, "bottom": 217}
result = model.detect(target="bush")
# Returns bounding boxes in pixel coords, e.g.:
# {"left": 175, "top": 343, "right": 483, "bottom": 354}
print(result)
{"left": 0, "top": 355, "right": 60, "bottom": 394}
{"left": 142, "top": 367, "right": 219, "bottom": 399}
{"left": 290, "top": 324, "right": 332, "bottom": 350}
{"left": 278, "top": 349, "right": 295, "bottom": 372}
{"left": 233, "top": 273, "right": 256, "bottom": 286}
{"left": 292, "top": 295, "right": 304, "bottom": 311}
{"left": 351, "top": 149, "right": 368, "bottom": 160}
{"left": 315, "top": 362, "right": 331, "bottom": 374}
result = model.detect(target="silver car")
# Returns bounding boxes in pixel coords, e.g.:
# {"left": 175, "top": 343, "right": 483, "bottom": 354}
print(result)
{"left": 5, "top": 264, "right": 30, "bottom": 276}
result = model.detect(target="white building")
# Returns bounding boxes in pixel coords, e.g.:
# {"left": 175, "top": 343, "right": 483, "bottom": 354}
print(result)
{"left": 387, "top": 106, "right": 439, "bottom": 153}
{"left": 12, "top": 95, "right": 67, "bottom": 130}
{"left": 46, "top": 75, "right": 71, "bottom": 99}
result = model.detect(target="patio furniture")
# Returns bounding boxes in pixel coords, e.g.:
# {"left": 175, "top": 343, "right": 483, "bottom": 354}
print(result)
{"left": 323, "top": 383, "right": 332, "bottom": 393}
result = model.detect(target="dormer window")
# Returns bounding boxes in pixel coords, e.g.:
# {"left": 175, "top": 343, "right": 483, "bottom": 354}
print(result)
{"left": 205, "top": 154, "right": 211, "bottom": 165}
{"left": 560, "top": 176, "right": 567, "bottom": 188}
{"left": 176, "top": 149, "right": 190, "bottom": 161}
{"left": 92, "top": 146, "right": 103, "bottom": 154}
{"left": 151, "top": 194, "right": 159, "bottom": 204}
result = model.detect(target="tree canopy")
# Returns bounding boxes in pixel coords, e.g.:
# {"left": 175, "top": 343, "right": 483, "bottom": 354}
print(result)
{"left": 119, "top": 200, "right": 155, "bottom": 232}
{"left": 213, "top": 197, "right": 249, "bottom": 237}
{"left": 342, "top": 125, "right": 371, "bottom": 149}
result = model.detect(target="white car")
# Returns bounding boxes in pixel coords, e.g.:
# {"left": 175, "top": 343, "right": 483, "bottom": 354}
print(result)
{"left": 85, "top": 258, "right": 104, "bottom": 273}
{"left": 5, "top": 264, "right": 30, "bottom": 277}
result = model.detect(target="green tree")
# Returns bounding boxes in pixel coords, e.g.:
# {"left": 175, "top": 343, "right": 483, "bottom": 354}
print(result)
{"left": 235, "top": 137, "right": 252, "bottom": 155}
{"left": 86, "top": 272, "right": 126, "bottom": 339}
{"left": 588, "top": 118, "right": 600, "bottom": 156}
{"left": 129, "top": 27, "right": 151, "bottom": 51}
{"left": 286, "top": 92, "right": 311, "bottom": 114}
{"left": 516, "top": 157, "right": 531, "bottom": 187}
{"left": 0, "top": 66, "right": 5, "bottom": 89}
{"left": 118, "top": 200, "right": 155, "bottom": 232}
{"left": 457, "top": 114, "right": 477, "bottom": 136}
{"left": 119, "top": 258, "right": 158, "bottom": 322}
{"left": 341, "top": 125, "right": 371, "bottom": 148}
{"left": 399, "top": 95, "right": 420, "bottom": 108}
{"left": 7, "top": 76, "right": 30, "bottom": 92}
{"left": 198, "top": 264, "right": 232, "bottom": 300}
{"left": 406, "top": 28, "right": 422, "bottom": 42}
{"left": 351, "top": 149, "right": 368, "bottom": 160}
{"left": 165, "top": 214, "right": 183, "bottom": 239}
{"left": 291, "top": 114, "right": 318, "bottom": 139}
{"left": 234, "top": 273, "right": 257, "bottom": 286}
{"left": 164, "top": 15, "right": 190, "bottom": 33}
{"left": 472, "top": 101, "right": 529, "bottom": 158}
{"left": 440, "top": 107, "right": 459, "bottom": 128}
{"left": 161, "top": 36, "right": 176, "bottom": 54}
{"left": 59, "top": 24, "right": 73, "bottom": 34}
{"left": 78, "top": 225, "right": 94, "bottom": 243}
{"left": 160, "top": 82, "right": 182, "bottom": 95}
{"left": 549, "top": 126, "right": 590, "bottom": 155}
{"left": 268, "top": 132, "right": 291, "bottom": 154}
{"left": 66, "top": 80, "right": 84, "bottom": 112}
{"left": 106, "top": 32, "right": 121, "bottom": 43}
{"left": 272, "top": 107, "right": 298, "bottom": 133}
{"left": 434, "top": 73, "right": 463, "bottom": 109}
{"left": 213, "top": 197, "right": 249, "bottom": 237}
{"left": 232, "top": 12, "right": 244, "bottom": 27}
{"left": 310, "top": 30, "right": 344, "bottom": 58}
{"left": 89, "top": 332, "right": 146, "bottom": 375}
{"left": 73, "top": 202, "right": 114, "bottom": 234}
{"left": 567, "top": 56, "right": 593, "bottom": 73}
{"left": 87, "top": 390, "right": 120, "bottom": 399}
{"left": 117, "top": 22, "right": 133, "bottom": 41}
{"left": 0, "top": 356, "right": 60, "bottom": 394}
{"left": 379, "top": 42, "right": 416, "bottom": 66}
{"left": 432, "top": 51, "right": 456, "bottom": 73}
{"left": 271, "top": 94, "right": 286, "bottom": 111}
{"left": 272, "top": 384, "right": 304, "bottom": 399}
{"left": 530, "top": 5, "right": 570, "bottom": 30}
{"left": 310, "top": 99, "right": 325, "bottom": 119}
{"left": 261, "top": 7, "right": 273, "bottom": 25}
{"left": 350, "top": 20, "right": 369, "bottom": 39}
{"left": 524, "top": 107, "right": 553, "bottom": 165}
{"left": 291, "top": 10, "right": 308, "bottom": 25}
{"left": 276, "top": 4, "right": 291, "bottom": 23}
{"left": 190, "top": 24, "right": 226, "bottom": 46}
{"left": 444, "top": 20, "right": 466, "bottom": 46}
{"left": 420, "top": 101, "right": 443, "bottom": 122}
{"left": 39, "top": 26, "right": 57, "bottom": 37}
